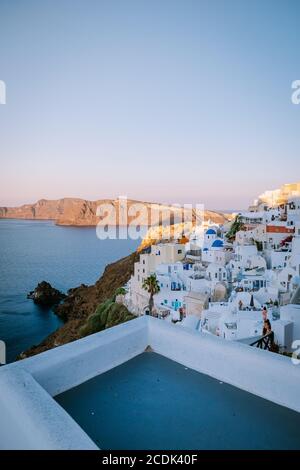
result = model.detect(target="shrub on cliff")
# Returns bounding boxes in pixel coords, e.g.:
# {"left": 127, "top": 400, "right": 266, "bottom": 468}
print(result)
{"left": 79, "top": 300, "right": 135, "bottom": 337}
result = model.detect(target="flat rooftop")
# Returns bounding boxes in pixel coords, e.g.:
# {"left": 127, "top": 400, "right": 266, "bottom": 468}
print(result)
{"left": 55, "top": 352, "right": 300, "bottom": 450}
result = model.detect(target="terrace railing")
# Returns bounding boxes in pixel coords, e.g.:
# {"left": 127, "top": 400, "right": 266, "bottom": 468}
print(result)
{"left": 250, "top": 332, "right": 274, "bottom": 351}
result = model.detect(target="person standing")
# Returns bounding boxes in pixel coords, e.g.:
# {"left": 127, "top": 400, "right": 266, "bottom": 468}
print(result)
{"left": 262, "top": 319, "right": 272, "bottom": 335}
{"left": 262, "top": 306, "right": 268, "bottom": 321}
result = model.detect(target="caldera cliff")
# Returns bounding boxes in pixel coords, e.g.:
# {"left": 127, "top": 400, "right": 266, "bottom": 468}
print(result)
{"left": 0, "top": 197, "right": 229, "bottom": 226}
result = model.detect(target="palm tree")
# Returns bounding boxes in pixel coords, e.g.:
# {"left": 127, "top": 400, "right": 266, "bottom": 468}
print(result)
{"left": 142, "top": 274, "right": 160, "bottom": 316}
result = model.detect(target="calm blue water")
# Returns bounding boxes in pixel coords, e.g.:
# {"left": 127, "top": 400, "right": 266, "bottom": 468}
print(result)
{"left": 0, "top": 220, "right": 140, "bottom": 363}
{"left": 56, "top": 352, "right": 300, "bottom": 450}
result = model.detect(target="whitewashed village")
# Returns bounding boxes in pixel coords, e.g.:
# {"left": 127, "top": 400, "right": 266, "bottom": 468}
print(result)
{"left": 2, "top": 184, "right": 300, "bottom": 451}
{"left": 121, "top": 183, "right": 300, "bottom": 354}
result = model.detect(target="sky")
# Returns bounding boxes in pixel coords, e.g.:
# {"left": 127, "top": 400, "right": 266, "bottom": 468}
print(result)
{"left": 0, "top": 0, "right": 299, "bottom": 210}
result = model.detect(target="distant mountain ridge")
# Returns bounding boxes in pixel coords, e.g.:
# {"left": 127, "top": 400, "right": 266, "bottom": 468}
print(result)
{"left": 0, "top": 198, "right": 229, "bottom": 226}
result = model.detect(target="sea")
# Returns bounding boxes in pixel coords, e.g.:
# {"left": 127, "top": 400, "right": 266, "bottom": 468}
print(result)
{"left": 0, "top": 220, "right": 140, "bottom": 363}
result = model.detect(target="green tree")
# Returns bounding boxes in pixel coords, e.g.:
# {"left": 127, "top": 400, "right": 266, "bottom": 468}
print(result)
{"left": 226, "top": 215, "right": 245, "bottom": 241}
{"left": 114, "top": 287, "right": 126, "bottom": 300}
{"left": 142, "top": 274, "right": 160, "bottom": 316}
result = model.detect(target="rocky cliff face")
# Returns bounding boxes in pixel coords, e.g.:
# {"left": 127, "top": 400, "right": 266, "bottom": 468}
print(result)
{"left": 20, "top": 251, "right": 139, "bottom": 358}
{"left": 138, "top": 214, "right": 233, "bottom": 252}
{"left": 0, "top": 198, "right": 111, "bottom": 225}
{"left": 0, "top": 198, "right": 229, "bottom": 226}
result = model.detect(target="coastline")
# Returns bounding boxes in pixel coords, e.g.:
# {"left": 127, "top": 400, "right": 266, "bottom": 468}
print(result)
{"left": 19, "top": 251, "right": 139, "bottom": 359}
{"left": 0, "top": 219, "right": 140, "bottom": 362}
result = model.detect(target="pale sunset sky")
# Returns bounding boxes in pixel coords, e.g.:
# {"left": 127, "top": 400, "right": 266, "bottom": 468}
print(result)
{"left": 0, "top": 0, "right": 299, "bottom": 210}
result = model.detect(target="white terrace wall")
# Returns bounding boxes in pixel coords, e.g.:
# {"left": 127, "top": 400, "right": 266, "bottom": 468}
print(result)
{"left": 0, "top": 368, "right": 98, "bottom": 450}
{"left": 0, "top": 317, "right": 149, "bottom": 449}
{"left": 9, "top": 315, "right": 149, "bottom": 396}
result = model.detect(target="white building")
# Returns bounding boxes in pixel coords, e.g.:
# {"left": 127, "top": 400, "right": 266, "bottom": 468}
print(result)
{"left": 264, "top": 249, "right": 291, "bottom": 270}
{"left": 203, "top": 228, "right": 218, "bottom": 248}
{"left": 263, "top": 224, "right": 294, "bottom": 250}
{"left": 280, "top": 286, "right": 300, "bottom": 351}
{"left": 287, "top": 197, "right": 300, "bottom": 226}
{"left": 239, "top": 212, "right": 264, "bottom": 225}
{"left": 202, "top": 238, "right": 225, "bottom": 263}
{"left": 201, "top": 294, "right": 292, "bottom": 350}
{"left": 155, "top": 262, "right": 186, "bottom": 315}
{"left": 229, "top": 245, "right": 266, "bottom": 281}
{"left": 235, "top": 269, "right": 267, "bottom": 292}
{"left": 289, "top": 222, "right": 300, "bottom": 276}
{"left": 200, "top": 301, "right": 263, "bottom": 342}
{"left": 129, "top": 242, "right": 185, "bottom": 315}
{"left": 206, "top": 263, "right": 227, "bottom": 286}
{"left": 184, "top": 291, "right": 209, "bottom": 318}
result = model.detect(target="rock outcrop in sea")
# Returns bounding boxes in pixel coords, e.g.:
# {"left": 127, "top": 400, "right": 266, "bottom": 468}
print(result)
{"left": 27, "top": 281, "right": 66, "bottom": 306}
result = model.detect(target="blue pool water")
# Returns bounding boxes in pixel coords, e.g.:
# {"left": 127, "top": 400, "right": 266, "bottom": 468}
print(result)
{"left": 0, "top": 219, "right": 140, "bottom": 363}
{"left": 56, "top": 352, "right": 300, "bottom": 450}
